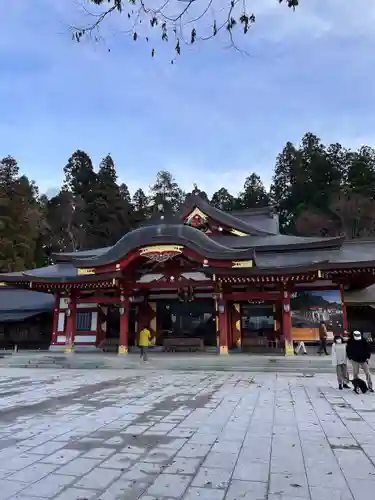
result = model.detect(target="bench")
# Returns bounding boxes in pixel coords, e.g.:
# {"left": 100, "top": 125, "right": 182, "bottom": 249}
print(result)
{"left": 163, "top": 338, "right": 204, "bottom": 352}
{"left": 242, "top": 337, "right": 283, "bottom": 353}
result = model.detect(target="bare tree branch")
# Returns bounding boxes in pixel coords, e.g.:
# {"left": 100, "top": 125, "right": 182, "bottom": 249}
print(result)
{"left": 70, "top": 0, "right": 298, "bottom": 60}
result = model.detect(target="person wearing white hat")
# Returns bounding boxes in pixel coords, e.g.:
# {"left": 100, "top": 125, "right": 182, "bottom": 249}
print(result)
{"left": 346, "top": 330, "right": 373, "bottom": 392}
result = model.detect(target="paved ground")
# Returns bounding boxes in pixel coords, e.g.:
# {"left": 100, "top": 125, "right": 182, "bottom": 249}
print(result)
{"left": 0, "top": 369, "right": 375, "bottom": 500}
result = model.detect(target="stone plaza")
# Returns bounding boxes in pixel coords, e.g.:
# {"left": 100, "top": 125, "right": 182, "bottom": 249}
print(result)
{"left": 0, "top": 368, "right": 375, "bottom": 500}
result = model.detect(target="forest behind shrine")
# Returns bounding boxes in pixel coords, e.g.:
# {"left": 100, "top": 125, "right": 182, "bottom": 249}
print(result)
{"left": 2, "top": 131, "right": 375, "bottom": 273}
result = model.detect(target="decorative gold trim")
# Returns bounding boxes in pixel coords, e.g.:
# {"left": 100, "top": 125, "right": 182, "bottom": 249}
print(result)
{"left": 185, "top": 207, "right": 208, "bottom": 222}
{"left": 140, "top": 245, "right": 183, "bottom": 256}
{"left": 235, "top": 319, "right": 241, "bottom": 332}
{"left": 232, "top": 260, "right": 253, "bottom": 268}
{"left": 219, "top": 345, "right": 229, "bottom": 354}
{"left": 78, "top": 268, "right": 95, "bottom": 275}
{"left": 230, "top": 229, "right": 249, "bottom": 236}
{"left": 118, "top": 345, "right": 128, "bottom": 355}
{"left": 64, "top": 345, "right": 75, "bottom": 353}
{"left": 234, "top": 303, "right": 240, "bottom": 313}
{"left": 0, "top": 282, "right": 7, "bottom": 287}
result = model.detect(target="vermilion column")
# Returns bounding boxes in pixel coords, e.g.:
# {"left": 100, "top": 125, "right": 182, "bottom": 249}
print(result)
{"left": 218, "top": 298, "right": 229, "bottom": 355}
{"left": 51, "top": 293, "right": 60, "bottom": 347}
{"left": 231, "top": 303, "right": 242, "bottom": 350}
{"left": 119, "top": 295, "right": 129, "bottom": 355}
{"left": 282, "top": 289, "right": 294, "bottom": 356}
{"left": 65, "top": 294, "right": 77, "bottom": 353}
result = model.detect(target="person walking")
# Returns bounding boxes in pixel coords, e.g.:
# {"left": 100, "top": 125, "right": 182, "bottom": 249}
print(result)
{"left": 318, "top": 320, "right": 329, "bottom": 355}
{"left": 294, "top": 340, "right": 307, "bottom": 355}
{"left": 331, "top": 335, "right": 350, "bottom": 390}
{"left": 138, "top": 326, "right": 151, "bottom": 362}
{"left": 346, "top": 330, "right": 374, "bottom": 392}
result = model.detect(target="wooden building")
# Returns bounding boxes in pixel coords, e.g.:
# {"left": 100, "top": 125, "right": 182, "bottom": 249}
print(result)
{"left": 0, "top": 288, "right": 53, "bottom": 349}
{"left": 1, "top": 189, "right": 375, "bottom": 355}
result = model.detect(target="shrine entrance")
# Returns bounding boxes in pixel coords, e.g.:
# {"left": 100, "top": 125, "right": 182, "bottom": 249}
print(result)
{"left": 227, "top": 297, "right": 284, "bottom": 352}
{"left": 156, "top": 299, "right": 216, "bottom": 346}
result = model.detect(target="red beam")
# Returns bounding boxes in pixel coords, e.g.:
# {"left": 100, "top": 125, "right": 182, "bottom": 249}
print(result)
{"left": 77, "top": 296, "right": 121, "bottom": 304}
{"left": 124, "top": 280, "right": 214, "bottom": 289}
{"left": 223, "top": 291, "right": 280, "bottom": 301}
{"left": 291, "top": 284, "right": 340, "bottom": 291}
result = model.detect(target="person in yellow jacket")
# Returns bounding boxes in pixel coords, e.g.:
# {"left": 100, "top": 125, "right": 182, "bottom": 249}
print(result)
{"left": 139, "top": 327, "right": 151, "bottom": 362}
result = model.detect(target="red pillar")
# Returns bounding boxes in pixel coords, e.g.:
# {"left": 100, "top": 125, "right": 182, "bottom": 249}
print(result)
{"left": 231, "top": 303, "right": 242, "bottom": 349}
{"left": 282, "top": 289, "right": 294, "bottom": 356}
{"left": 340, "top": 285, "right": 348, "bottom": 333}
{"left": 118, "top": 295, "right": 129, "bottom": 355}
{"left": 65, "top": 294, "right": 77, "bottom": 353}
{"left": 96, "top": 306, "right": 106, "bottom": 347}
{"left": 218, "top": 298, "right": 229, "bottom": 355}
{"left": 51, "top": 293, "right": 60, "bottom": 347}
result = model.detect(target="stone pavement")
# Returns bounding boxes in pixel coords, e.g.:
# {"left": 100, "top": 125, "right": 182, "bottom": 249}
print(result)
{"left": 0, "top": 368, "right": 375, "bottom": 500}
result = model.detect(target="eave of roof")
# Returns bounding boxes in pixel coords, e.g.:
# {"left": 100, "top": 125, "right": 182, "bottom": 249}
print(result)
{"left": 0, "top": 271, "right": 120, "bottom": 284}
{"left": 197, "top": 258, "right": 375, "bottom": 275}
{"left": 211, "top": 234, "right": 345, "bottom": 252}
{"left": 73, "top": 224, "right": 256, "bottom": 268}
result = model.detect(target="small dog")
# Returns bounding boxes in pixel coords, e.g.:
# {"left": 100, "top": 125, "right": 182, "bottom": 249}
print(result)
{"left": 351, "top": 377, "right": 368, "bottom": 394}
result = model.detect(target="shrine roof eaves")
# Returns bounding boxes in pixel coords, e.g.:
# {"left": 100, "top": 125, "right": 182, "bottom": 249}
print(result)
{"left": 73, "top": 224, "right": 256, "bottom": 268}
{"left": 211, "top": 234, "right": 345, "bottom": 252}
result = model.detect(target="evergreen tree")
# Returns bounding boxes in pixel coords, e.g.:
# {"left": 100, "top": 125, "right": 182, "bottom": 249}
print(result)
{"left": 0, "top": 155, "right": 19, "bottom": 187}
{"left": 345, "top": 146, "right": 375, "bottom": 198}
{"left": 149, "top": 170, "right": 184, "bottom": 213}
{"left": 298, "top": 133, "right": 342, "bottom": 210}
{"left": 0, "top": 156, "right": 42, "bottom": 272}
{"left": 210, "top": 188, "right": 236, "bottom": 211}
{"left": 43, "top": 190, "right": 86, "bottom": 254}
{"left": 237, "top": 173, "right": 270, "bottom": 209}
{"left": 63, "top": 150, "right": 98, "bottom": 249}
{"left": 132, "top": 188, "right": 149, "bottom": 222}
{"left": 270, "top": 141, "right": 303, "bottom": 229}
{"left": 90, "top": 154, "right": 132, "bottom": 246}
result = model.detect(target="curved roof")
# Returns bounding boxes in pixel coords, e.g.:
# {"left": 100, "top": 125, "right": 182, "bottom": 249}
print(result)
{"left": 74, "top": 224, "right": 255, "bottom": 267}
{"left": 181, "top": 193, "right": 275, "bottom": 236}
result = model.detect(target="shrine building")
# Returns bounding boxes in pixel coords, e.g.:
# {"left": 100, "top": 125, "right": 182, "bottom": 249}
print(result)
{"left": 1, "top": 188, "right": 375, "bottom": 355}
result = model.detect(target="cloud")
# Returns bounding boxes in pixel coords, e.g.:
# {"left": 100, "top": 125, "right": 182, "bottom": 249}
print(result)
{"left": 1, "top": 0, "right": 375, "bottom": 201}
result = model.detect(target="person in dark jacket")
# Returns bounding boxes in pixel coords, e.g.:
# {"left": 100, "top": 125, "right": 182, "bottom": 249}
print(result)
{"left": 346, "top": 330, "right": 373, "bottom": 391}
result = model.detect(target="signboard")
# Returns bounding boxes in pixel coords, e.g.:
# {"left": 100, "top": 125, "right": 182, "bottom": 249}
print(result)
{"left": 232, "top": 260, "right": 253, "bottom": 268}
{"left": 291, "top": 289, "right": 344, "bottom": 341}
{"left": 77, "top": 268, "right": 95, "bottom": 276}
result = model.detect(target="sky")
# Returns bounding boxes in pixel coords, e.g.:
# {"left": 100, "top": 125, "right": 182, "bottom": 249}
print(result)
{"left": 1, "top": 1, "right": 375, "bottom": 198}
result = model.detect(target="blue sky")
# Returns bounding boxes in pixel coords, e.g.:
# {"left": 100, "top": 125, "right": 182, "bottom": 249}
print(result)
{"left": 1, "top": 1, "right": 375, "bottom": 198}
